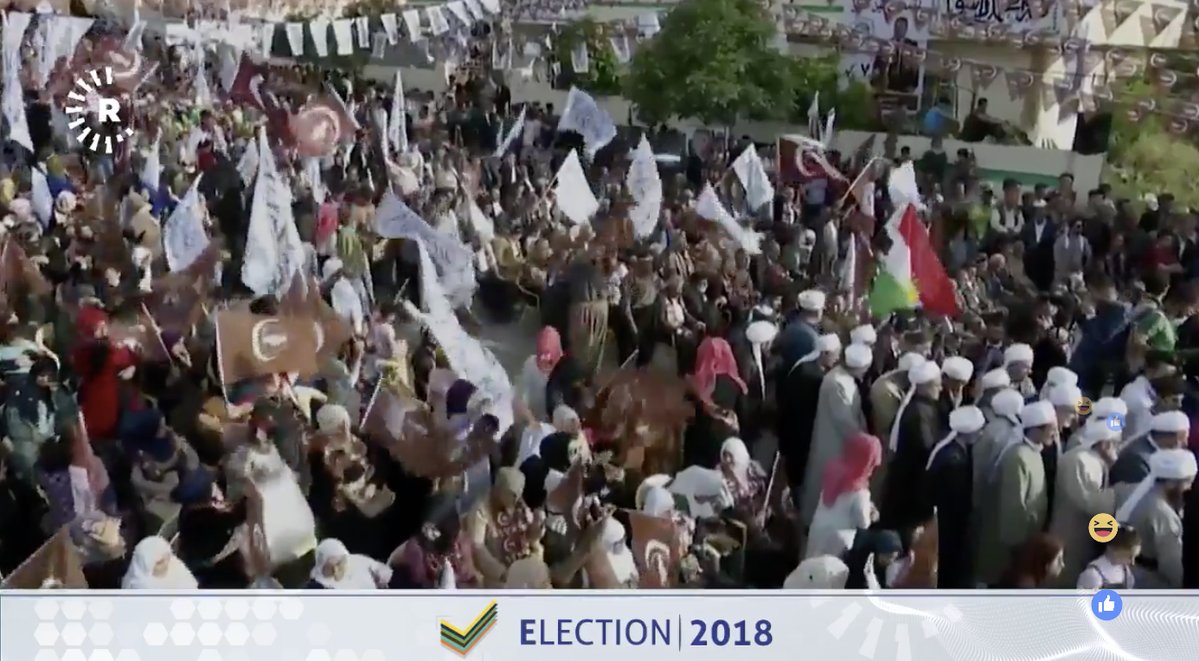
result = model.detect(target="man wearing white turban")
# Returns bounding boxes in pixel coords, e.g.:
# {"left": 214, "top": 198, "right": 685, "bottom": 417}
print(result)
{"left": 798, "top": 344, "right": 871, "bottom": 524}
{"left": 1114, "top": 448, "right": 1196, "bottom": 587}
{"left": 925, "top": 405, "right": 986, "bottom": 588}
{"left": 1049, "top": 419, "right": 1120, "bottom": 585}
{"left": 777, "top": 333, "right": 840, "bottom": 495}
{"left": 879, "top": 360, "right": 944, "bottom": 531}
{"left": 989, "top": 401, "right": 1057, "bottom": 584}
{"left": 970, "top": 387, "right": 1024, "bottom": 584}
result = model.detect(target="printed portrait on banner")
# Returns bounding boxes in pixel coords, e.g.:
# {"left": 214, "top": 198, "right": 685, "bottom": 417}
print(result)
{"left": 839, "top": 0, "right": 931, "bottom": 111}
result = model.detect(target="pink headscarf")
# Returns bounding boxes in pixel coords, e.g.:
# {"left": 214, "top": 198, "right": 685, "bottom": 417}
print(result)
{"left": 315, "top": 202, "right": 340, "bottom": 246}
{"left": 689, "top": 337, "right": 747, "bottom": 400}
{"left": 820, "top": 433, "right": 882, "bottom": 506}
{"left": 535, "top": 327, "right": 564, "bottom": 374}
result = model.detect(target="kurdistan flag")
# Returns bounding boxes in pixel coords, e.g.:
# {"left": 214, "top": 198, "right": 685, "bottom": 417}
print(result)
{"left": 868, "top": 203, "right": 959, "bottom": 319}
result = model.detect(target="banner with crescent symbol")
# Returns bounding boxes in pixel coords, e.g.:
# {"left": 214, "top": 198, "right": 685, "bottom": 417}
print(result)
{"left": 627, "top": 511, "right": 680, "bottom": 589}
{"left": 291, "top": 97, "right": 348, "bottom": 158}
{"left": 214, "top": 310, "right": 319, "bottom": 383}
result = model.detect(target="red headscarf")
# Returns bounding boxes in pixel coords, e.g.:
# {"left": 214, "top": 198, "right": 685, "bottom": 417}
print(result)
{"left": 535, "top": 326, "right": 564, "bottom": 374}
{"left": 689, "top": 337, "right": 747, "bottom": 400}
{"left": 315, "top": 201, "right": 340, "bottom": 246}
{"left": 820, "top": 432, "right": 882, "bottom": 506}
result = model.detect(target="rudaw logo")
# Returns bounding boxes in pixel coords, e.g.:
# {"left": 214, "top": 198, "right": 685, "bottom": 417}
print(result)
{"left": 65, "top": 66, "right": 133, "bottom": 154}
{"left": 439, "top": 601, "right": 497, "bottom": 657}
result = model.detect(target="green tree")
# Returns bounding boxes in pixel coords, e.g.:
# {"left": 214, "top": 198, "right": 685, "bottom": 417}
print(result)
{"left": 1104, "top": 80, "right": 1199, "bottom": 209}
{"left": 623, "top": 0, "right": 798, "bottom": 126}
{"left": 786, "top": 53, "right": 879, "bottom": 131}
{"left": 555, "top": 19, "right": 624, "bottom": 95}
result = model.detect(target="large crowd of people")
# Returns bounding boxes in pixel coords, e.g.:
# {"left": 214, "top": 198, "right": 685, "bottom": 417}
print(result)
{"left": 0, "top": 10, "right": 1196, "bottom": 593}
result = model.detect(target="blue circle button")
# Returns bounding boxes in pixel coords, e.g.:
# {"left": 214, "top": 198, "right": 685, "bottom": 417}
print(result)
{"left": 1106, "top": 413, "right": 1125, "bottom": 432}
{"left": 1091, "top": 589, "right": 1123, "bottom": 621}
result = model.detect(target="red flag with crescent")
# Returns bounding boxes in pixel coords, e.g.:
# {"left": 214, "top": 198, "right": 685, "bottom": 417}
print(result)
{"left": 290, "top": 95, "right": 353, "bottom": 158}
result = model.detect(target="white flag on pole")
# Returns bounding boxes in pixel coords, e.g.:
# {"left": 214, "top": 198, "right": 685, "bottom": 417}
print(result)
{"left": 557, "top": 86, "right": 617, "bottom": 158}
{"left": 626, "top": 135, "right": 662, "bottom": 238}
{"left": 31, "top": 166, "right": 53, "bottom": 228}
{"left": 695, "top": 183, "right": 762, "bottom": 255}
{"left": 374, "top": 191, "right": 476, "bottom": 308}
{"left": 141, "top": 134, "right": 162, "bottom": 194}
{"left": 731, "top": 145, "right": 774, "bottom": 211}
{"left": 389, "top": 70, "right": 408, "bottom": 155}
{"left": 552, "top": 150, "right": 599, "bottom": 226}
{"left": 493, "top": 105, "right": 525, "bottom": 158}
{"left": 2, "top": 12, "right": 34, "bottom": 154}
{"left": 242, "top": 128, "right": 304, "bottom": 297}
{"left": 164, "top": 176, "right": 211, "bottom": 272}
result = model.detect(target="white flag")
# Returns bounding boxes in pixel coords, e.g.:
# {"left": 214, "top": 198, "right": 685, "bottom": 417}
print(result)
{"left": 558, "top": 87, "right": 617, "bottom": 158}
{"left": 626, "top": 135, "right": 662, "bottom": 238}
{"left": 410, "top": 237, "right": 513, "bottom": 437}
{"left": 466, "top": 197, "right": 495, "bottom": 243}
{"left": 194, "top": 44, "right": 212, "bottom": 107}
{"left": 141, "top": 134, "right": 162, "bottom": 193}
{"left": 164, "top": 176, "right": 211, "bottom": 272}
{"left": 31, "top": 166, "right": 53, "bottom": 228}
{"left": 236, "top": 142, "right": 259, "bottom": 186}
{"left": 731, "top": 145, "right": 774, "bottom": 211}
{"left": 493, "top": 105, "right": 525, "bottom": 158}
{"left": 242, "top": 128, "right": 304, "bottom": 297}
{"left": 309, "top": 19, "right": 330, "bottom": 58}
{"left": 2, "top": 11, "right": 34, "bottom": 154}
{"left": 285, "top": 23, "right": 305, "bottom": 55}
{"left": 570, "top": 43, "right": 589, "bottom": 74}
{"left": 305, "top": 157, "right": 326, "bottom": 206}
{"left": 331, "top": 19, "right": 354, "bottom": 56}
{"left": 36, "top": 16, "right": 93, "bottom": 87}
{"left": 374, "top": 191, "right": 476, "bottom": 308}
{"left": 389, "top": 71, "right": 408, "bottom": 155}
{"left": 696, "top": 183, "right": 762, "bottom": 255}
{"left": 553, "top": 150, "right": 599, "bottom": 226}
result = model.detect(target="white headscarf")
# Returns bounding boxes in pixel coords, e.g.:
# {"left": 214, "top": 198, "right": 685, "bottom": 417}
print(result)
{"left": 642, "top": 486, "right": 675, "bottom": 516}
{"left": 602, "top": 518, "right": 639, "bottom": 585}
{"left": 310, "top": 539, "right": 390, "bottom": 590}
{"left": 721, "top": 437, "right": 752, "bottom": 485}
{"left": 783, "top": 556, "right": 849, "bottom": 589}
{"left": 122, "top": 536, "right": 199, "bottom": 589}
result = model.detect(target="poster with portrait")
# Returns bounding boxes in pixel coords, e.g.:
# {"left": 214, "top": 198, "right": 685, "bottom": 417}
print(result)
{"left": 839, "top": 0, "right": 932, "bottom": 112}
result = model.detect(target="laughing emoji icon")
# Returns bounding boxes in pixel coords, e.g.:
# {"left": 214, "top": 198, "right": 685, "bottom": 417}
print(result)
{"left": 1075, "top": 397, "right": 1094, "bottom": 416}
{"left": 1088, "top": 513, "right": 1119, "bottom": 543}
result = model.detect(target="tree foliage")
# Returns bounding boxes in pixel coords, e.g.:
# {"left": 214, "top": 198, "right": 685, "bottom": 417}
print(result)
{"left": 1104, "top": 80, "right": 1199, "bottom": 209}
{"left": 786, "top": 53, "right": 879, "bottom": 131}
{"left": 555, "top": 19, "right": 624, "bottom": 96}
{"left": 623, "top": 0, "right": 798, "bottom": 126}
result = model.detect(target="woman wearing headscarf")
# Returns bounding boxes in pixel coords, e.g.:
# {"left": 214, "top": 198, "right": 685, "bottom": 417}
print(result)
{"left": 35, "top": 426, "right": 116, "bottom": 532}
{"left": 517, "top": 327, "right": 563, "bottom": 423}
{"left": 466, "top": 467, "right": 545, "bottom": 587}
{"left": 72, "top": 306, "right": 138, "bottom": 441}
{"left": 719, "top": 437, "right": 768, "bottom": 518}
{"left": 173, "top": 468, "right": 250, "bottom": 588}
{"left": 306, "top": 539, "right": 392, "bottom": 589}
{"left": 995, "top": 533, "right": 1065, "bottom": 588}
{"left": 841, "top": 528, "right": 903, "bottom": 589}
{"left": 783, "top": 556, "right": 850, "bottom": 589}
{"left": 683, "top": 338, "right": 747, "bottom": 469}
{"left": 590, "top": 517, "right": 639, "bottom": 588}
{"left": 309, "top": 404, "right": 395, "bottom": 558}
{"left": 3, "top": 357, "right": 66, "bottom": 483}
{"left": 806, "top": 433, "right": 882, "bottom": 559}
{"left": 122, "top": 536, "right": 198, "bottom": 589}
{"left": 123, "top": 409, "right": 200, "bottom": 533}
{"left": 389, "top": 493, "right": 480, "bottom": 589}
{"left": 505, "top": 556, "right": 553, "bottom": 589}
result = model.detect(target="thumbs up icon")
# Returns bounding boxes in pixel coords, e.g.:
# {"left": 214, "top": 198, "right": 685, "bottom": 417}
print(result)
{"left": 1091, "top": 590, "right": 1123, "bottom": 621}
